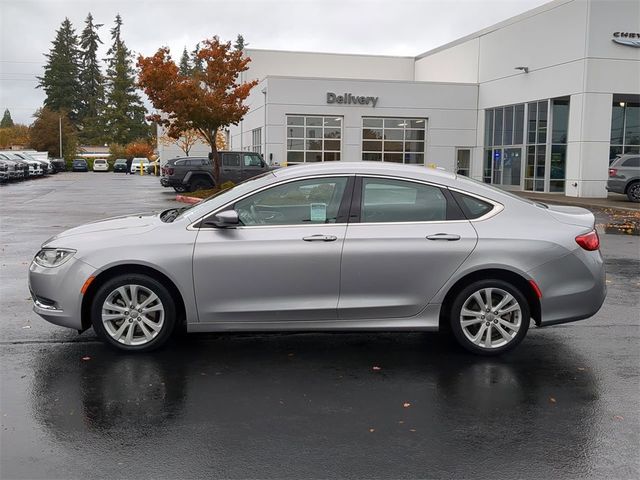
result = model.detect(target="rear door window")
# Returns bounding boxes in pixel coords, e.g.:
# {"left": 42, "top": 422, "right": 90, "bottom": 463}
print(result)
{"left": 622, "top": 157, "right": 640, "bottom": 167}
{"left": 222, "top": 153, "right": 241, "bottom": 167}
{"left": 360, "top": 178, "right": 448, "bottom": 223}
{"left": 450, "top": 191, "right": 494, "bottom": 219}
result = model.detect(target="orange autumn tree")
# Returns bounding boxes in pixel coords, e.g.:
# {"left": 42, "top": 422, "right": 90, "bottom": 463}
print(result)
{"left": 137, "top": 37, "right": 257, "bottom": 183}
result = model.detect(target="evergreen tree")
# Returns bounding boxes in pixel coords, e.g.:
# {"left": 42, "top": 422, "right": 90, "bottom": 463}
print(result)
{"left": 0, "top": 109, "right": 14, "bottom": 128}
{"left": 37, "top": 18, "right": 82, "bottom": 121}
{"left": 78, "top": 12, "right": 106, "bottom": 144}
{"left": 190, "top": 42, "right": 204, "bottom": 75}
{"left": 234, "top": 34, "right": 248, "bottom": 51}
{"left": 104, "top": 14, "right": 147, "bottom": 144}
{"left": 179, "top": 47, "right": 191, "bottom": 76}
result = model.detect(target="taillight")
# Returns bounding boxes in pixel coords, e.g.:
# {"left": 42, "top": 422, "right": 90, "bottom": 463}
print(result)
{"left": 166, "top": 168, "right": 174, "bottom": 175}
{"left": 609, "top": 168, "right": 617, "bottom": 177}
{"left": 575, "top": 230, "right": 599, "bottom": 251}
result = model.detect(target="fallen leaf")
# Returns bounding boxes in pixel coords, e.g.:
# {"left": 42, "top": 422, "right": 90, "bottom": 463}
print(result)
{"left": 549, "top": 397, "right": 557, "bottom": 404}
{"left": 409, "top": 428, "right": 416, "bottom": 432}
{"left": 398, "top": 420, "right": 405, "bottom": 424}
{"left": 403, "top": 402, "right": 411, "bottom": 408}
{"left": 613, "top": 415, "right": 624, "bottom": 421}
{"left": 369, "top": 428, "right": 375, "bottom": 433}
{"left": 81, "top": 356, "right": 91, "bottom": 361}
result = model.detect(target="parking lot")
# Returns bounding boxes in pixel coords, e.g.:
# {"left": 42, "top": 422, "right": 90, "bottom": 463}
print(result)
{"left": 1, "top": 172, "right": 639, "bottom": 479}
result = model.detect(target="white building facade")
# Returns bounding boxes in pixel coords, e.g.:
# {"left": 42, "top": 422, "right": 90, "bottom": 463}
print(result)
{"left": 190, "top": 0, "right": 639, "bottom": 198}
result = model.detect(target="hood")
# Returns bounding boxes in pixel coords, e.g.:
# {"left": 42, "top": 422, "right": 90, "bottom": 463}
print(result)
{"left": 544, "top": 204, "right": 595, "bottom": 230}
{"left": 44, "top": 213, "right": 159, "bottom": 246}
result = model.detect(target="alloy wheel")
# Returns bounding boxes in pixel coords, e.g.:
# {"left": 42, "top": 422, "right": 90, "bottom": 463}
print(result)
{"left": 629, "top": 184, "right": 640, "bottom": 202}
{"left": 459, "top": 287, "right": 522, "bottom": 349}
{"left": 101, "top": 284, "right": 165, "bottom": 346}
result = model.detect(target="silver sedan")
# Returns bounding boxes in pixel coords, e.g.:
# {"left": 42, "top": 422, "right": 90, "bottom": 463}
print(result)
{"left": 29, "top": 162, "right": 606, "bottom": 354}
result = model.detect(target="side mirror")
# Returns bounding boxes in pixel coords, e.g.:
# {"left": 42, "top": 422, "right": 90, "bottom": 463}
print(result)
{"left": 260, "top": 160, "right": 266, "bottom": 168}
{"left": 204, "top": 210, "right": 239, "bottom": 228}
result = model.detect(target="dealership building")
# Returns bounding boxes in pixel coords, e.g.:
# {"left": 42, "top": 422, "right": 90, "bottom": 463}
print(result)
{"left": 162, "top": 0, "right": 639, "bottom": 198}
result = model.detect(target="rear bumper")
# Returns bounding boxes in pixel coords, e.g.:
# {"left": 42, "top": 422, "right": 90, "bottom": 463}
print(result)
{"left": 528, "top": 248, "right": 606, "bottom": 327}
{"left": 160, "top": 177, "right": 182, "bottom": 188}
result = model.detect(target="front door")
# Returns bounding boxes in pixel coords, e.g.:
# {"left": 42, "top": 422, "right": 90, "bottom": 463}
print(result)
{"left": 338, "top": 177, "right": 477, "bottom": 319}
{"left": 193, "top": 176, "right": 353, "bottom": 323}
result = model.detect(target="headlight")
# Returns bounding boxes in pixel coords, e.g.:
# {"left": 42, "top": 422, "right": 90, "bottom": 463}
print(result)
{"left": 34, "top": 248, "right": 76, "bottom": 268}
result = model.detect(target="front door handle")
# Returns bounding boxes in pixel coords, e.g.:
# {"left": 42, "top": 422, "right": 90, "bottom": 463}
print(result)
{"left": 426, "top": 233, "right": 461, "bottom": 241}
{"left": 303, "top": 234, "right": 338, "bottom": 242}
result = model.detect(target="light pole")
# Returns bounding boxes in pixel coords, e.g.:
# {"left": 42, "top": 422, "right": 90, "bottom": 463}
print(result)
{"left": 59, "top": 116, "right": 63, "bottom": 159}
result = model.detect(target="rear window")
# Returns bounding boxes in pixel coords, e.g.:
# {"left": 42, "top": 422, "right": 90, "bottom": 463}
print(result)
{"left": 451, "top": 191, "right": 494, "bottom": 219}
{"left": 622, "top": 157, "right": 640, "bottom": 167}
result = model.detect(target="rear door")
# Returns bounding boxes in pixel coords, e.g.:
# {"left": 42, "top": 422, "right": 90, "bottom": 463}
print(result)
{"left": 221, "top": 153, "right": 241, "bottom": 183}
{"left": 338, "top": 176, "right": 478, "bottom": 320}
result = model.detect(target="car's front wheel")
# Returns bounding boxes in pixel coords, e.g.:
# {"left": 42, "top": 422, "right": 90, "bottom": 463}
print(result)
{"left": 627, "top": 182, "right": 640, "bottom": 203}
{"left": 91, "top": 274, "right": 177, "bottom": 352}
{"left": 449, "top": 279, "right": 530, "bottom": 355}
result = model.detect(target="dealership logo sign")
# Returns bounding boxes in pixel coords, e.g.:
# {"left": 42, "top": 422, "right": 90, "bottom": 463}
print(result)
{"left": 612, "top": 32, "right": 640, "bottom": 47}
{"left": 327, "top": 92, "right": 379, "bottom": 107}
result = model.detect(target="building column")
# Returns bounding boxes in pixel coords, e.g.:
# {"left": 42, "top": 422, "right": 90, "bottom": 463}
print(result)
{"left": 565, "top": 92, "right": 612, "bottom": 198}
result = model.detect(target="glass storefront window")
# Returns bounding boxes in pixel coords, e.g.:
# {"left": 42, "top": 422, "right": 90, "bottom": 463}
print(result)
{"left": 552, "top": 99, "right": 569, "bottom": 144}
{"left": 609, "top": 97, "right": 640, "bottom": 161}
{"left": 362, "top": 117, "right": 427, "bottom": 164}
{"left": 493, "top": 108, "right": 503, "bottom": 146}
{"left": 286, "top": 115, "right": 342, "bottom": 164}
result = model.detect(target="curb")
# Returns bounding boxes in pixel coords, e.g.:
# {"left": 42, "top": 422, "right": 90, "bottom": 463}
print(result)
{"left": 175, "top": 195, "right": 202, "bottom": 204}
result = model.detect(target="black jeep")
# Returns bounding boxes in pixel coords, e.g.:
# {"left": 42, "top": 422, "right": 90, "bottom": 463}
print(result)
{"left": 160, "top": 151, "right": 270, "bottom": 192}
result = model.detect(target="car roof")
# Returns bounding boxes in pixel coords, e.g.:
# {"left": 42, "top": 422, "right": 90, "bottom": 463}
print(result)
{"left": 272, "top": 161, "right": 458, "bottom": 184}
{"left": 612, "top": 154, "right": 639, "bottom": 166}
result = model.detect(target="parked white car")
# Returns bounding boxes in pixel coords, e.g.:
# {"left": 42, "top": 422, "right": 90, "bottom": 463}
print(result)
{"left": 130, "top": 158, "right": 149, "bottom": 174}
{"left": 93, "top": 158, "right": 109, "bottom": 172}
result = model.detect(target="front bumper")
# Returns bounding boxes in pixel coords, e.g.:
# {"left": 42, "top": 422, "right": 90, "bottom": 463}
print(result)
{"left": 529, "top": 247, "right": 606, "bottom": 327}
{"left": 29, "top": 256, "right": 97, "bottom": 330}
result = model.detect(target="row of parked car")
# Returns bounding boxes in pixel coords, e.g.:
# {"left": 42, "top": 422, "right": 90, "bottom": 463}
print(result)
{"left": 70, "top": 157, "right": 159, "bottom": 175}
{"left": 0, "top": 151, "right": 65, "bottom": 183}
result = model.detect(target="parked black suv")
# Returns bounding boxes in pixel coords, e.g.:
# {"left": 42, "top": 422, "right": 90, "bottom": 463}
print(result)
{"left": 160, "top": 152, "right": 270, "bottom": 192}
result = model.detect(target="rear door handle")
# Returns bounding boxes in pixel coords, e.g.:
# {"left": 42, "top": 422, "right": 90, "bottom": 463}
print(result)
{"left": 426, "top": 233, "right": 461, "bottom": 241}
{"left": 303, "top": 234, "right": 338, "bottom": 242}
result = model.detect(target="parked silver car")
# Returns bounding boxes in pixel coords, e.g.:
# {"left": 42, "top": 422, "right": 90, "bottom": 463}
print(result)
{"left": 607, "top": 154, "right": 640, "bottom": 202}
{"left": 29, "top": 162, "right": 606, "bottom": 354}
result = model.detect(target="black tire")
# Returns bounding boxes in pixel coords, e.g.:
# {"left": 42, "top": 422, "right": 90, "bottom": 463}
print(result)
{"left": 91, "top": 273, "right": 177, "bottom": 352}
{"left": 449, "top": 279, "right": 530, "bottom": 356}
{"left": 173, "top": 185, "right": 187, "bottom": 193}
{"left": 189, "top": 178, "right": 213, "bottom": 192}
{"left": 626, "top": 182, "right": 640, "bottom": 203}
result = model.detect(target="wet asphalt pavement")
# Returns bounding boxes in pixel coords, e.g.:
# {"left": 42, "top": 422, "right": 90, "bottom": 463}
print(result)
{"left": 1, "top": 173, "right": 639, "bottom": 479}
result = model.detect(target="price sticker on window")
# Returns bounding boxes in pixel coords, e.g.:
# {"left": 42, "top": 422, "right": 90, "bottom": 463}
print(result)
{"left": 310, "top": 203, "right": 327, "bottom": 222}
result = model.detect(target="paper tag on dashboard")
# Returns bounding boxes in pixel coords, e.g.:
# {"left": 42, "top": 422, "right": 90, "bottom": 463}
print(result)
{"left": 310, "top": 203, "right": 327, "bottom": 222}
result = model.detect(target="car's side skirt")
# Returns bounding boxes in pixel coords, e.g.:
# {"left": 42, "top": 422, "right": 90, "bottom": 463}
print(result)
{"left": 187, "top": 304, "right": 441, "bottom": 333}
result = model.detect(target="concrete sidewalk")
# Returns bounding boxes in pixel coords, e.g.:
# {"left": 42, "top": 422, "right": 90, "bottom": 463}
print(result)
{"left": 514, "top": 191, "right": 639, "bottom": 213}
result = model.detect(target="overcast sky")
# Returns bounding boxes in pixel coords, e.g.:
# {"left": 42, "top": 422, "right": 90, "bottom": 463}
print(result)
{"left": 0, "top": 0, "right": 550, "bottom": 125}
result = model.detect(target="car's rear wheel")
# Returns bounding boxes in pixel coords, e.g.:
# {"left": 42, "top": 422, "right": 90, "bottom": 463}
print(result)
{"left": 449, "top": 279, "right": 530, "bottom": 355}
{"left": 627, "top": 182, "right": 640, "bottom": 203}
{"left": 91, "top": 274, "right": 177, "bottom": 352}
{"left": 173, "top": 186, "right": 187, "bottom": 193}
